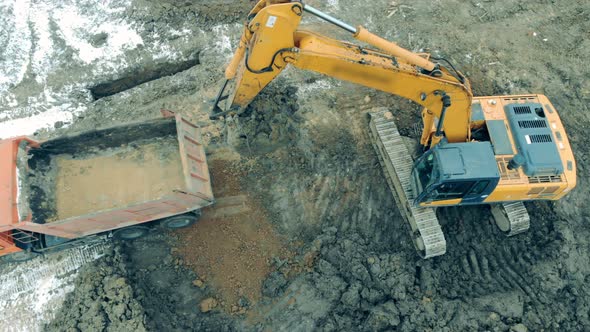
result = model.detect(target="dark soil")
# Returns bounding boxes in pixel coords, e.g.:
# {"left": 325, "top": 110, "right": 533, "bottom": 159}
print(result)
{"left": 45, "top": 247, "right": 147, "bottom": 332}
{"left": 36, "top": 0, "right": 590, "bottom": 331}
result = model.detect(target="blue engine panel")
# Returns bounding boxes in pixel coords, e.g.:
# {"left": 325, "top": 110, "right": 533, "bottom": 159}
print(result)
{"left": 504, "top": 103, "right": 563, "bottom": 176}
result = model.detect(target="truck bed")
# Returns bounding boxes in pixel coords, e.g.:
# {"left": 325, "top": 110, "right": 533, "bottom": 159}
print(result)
{"left": 17, "top": 115, "right": 213, "bottom": 237}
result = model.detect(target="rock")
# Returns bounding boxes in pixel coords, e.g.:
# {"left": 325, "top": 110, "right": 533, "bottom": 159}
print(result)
{"left": 351, "top": 263, "right": 371, "bottom": 283}
{"left": 510, "top": 324, "right": 528, "bottom": 332}
{"left": 54, "top": 121, "right": 64, "bottom": 129}
{"left": 366, "top": 301, "right": 400, "bottom": 331}
{"left": 199, "top": 298, "right": 218, "bottom": 313}
{"left": 340, "top": 284, "right": 361, "bottom": 310}
{"left": 314, "top": 275, "right": 347, "bottom": 302}
{"left": 192, "top": 279, "right": 204, "bottom": 288}
{"left": 360, "top": 287, "right": 385, "bottom": 304}
{"left": 238, "top": 297, "right": 250, "bottom": 308}
{"left": 89, "top": 32, "right": 109, "bottom": 47}
{"left": 262, "top": 271, "right": 288, "bottom": 297}
{"left": 317, "top": 259, "right": 338, "bottom": 275}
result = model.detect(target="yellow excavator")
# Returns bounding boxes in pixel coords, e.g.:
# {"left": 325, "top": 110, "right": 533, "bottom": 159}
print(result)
{"left": 210, "top": 0, "right": 576, "bottom": 258}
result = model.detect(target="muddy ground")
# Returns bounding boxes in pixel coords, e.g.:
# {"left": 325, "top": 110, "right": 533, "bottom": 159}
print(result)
{"left": 2, "top": 0, "right": 589, "bottom": 331}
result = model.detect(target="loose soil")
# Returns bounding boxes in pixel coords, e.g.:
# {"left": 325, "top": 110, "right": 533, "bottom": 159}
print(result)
{"left": 175, "top": 159, "right": 293, "bottom": 312}
{"left": 175, "top": 199, "right": 290, "bottom": 311}
{"left": 44, "top": 247, "right": 146, "bottom": 332}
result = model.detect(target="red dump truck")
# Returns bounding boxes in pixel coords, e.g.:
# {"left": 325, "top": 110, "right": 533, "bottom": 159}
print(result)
{"left": 0, "top": 112, "right": 214, "bottom": 263}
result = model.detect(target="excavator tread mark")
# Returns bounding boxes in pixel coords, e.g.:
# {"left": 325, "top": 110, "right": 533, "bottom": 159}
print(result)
{"left": 367, "top": 108, "right": 446, "bottom": 258}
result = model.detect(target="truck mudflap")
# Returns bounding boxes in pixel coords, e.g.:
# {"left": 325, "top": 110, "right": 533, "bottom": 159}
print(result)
{"left": 367, "top": 108, "right": 446, "bottom": 259}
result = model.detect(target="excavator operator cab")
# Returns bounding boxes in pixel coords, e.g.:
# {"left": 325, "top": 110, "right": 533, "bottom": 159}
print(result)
{"left": 411, "top": 142, "right": 500, "bottom": 207}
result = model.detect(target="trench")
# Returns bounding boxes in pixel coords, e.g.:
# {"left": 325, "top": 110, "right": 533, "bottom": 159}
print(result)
{"left": 89, "top": 53, "right": 200, "bottom": 100}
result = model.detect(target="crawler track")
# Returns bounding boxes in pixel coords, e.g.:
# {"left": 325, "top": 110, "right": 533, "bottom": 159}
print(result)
{"left": 491, "top": 201, "right": 531, "bottom": 236}
{"left": 368, "top": 108, "right": 446, "bottom": 258}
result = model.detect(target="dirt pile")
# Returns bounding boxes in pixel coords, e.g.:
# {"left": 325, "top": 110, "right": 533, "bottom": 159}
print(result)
{"left": 45, "top": 247, "right": 146, "bottom": 332}
{"left": 53, "top": 137, "right": 184, "bottom": 220}
{"left": 175, "top": 159, "right": 294, "bottom": 312}
{"left": 120, "top": 233, "right": 239, "bottom": 331}
{"left": 221, "top": 81, "right": 300, "bottom": 152}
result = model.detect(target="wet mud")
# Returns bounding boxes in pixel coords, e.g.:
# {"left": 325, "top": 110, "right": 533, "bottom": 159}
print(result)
{"left": 3, "top": 0, "right": 588, "bottom": 331}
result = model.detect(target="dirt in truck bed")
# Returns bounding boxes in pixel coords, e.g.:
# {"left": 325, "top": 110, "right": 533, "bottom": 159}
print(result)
{"left": 52, "top": 137, "right": 184, "bottom": 220}
{"left": 1, "top": 0, "right": 589, "bottom": 331}
{"left": 27, "top": 135, "right": 185, "bottom": 222}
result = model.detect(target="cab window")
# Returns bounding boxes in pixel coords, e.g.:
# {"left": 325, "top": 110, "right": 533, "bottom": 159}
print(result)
{"left": 428, "top": 181, "right": 475, "bottom": 200}
{"left": 468, "top": 180, "right": 490, "bottom": 195}
{"left": 415, "top": 153, "right": 437, "bottom": 191}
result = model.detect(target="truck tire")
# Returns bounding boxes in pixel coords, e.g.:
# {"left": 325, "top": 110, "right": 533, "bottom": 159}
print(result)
{"left": 113, "top": 226, "right": 149, "bottom": 241}
{"left": 42, "top": 234, "right": 70, "bottom": 248}
{"left": 161, "top": 212, "right": 200, "bottom": 229}
{"left": 0, "top": 250, "right": 38, "bottom": 264}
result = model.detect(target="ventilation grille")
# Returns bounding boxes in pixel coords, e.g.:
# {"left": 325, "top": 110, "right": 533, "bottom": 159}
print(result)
{"left": 497, "top": 157, "right": 520, "bottom": 181}
{"left": 527, "top": 187, "right": 544, "bottom": 195}
{"left": 504, "top": 97, "right": 536, "bottom": 102}
{"left": 513, "top": 106, "right": 532, "bottom": 115}
{"left": 528, "top": 175, "right": 563, "bottom": 184}
{"left": 518, "top": 120, "right": 547, "bottom": 129}
{"left": 527, "top": 186, "right": 560, "bottom": 196}
{"left": 529, "top": 134, "right": 552, "bottom": 143}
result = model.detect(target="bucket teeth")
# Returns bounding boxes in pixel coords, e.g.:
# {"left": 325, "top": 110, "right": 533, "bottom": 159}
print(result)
{"left": 368, "top": 108, "right": 446, "bottom": 258}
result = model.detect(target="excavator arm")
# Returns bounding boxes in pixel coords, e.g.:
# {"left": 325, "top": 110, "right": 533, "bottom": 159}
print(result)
{"left": 212, "top": 0, "right": 473, "bottom": 146}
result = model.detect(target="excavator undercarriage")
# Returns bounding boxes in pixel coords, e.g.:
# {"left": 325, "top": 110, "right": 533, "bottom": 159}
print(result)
{"left": 368, "top": 109, "right": 532, "bottom": 258}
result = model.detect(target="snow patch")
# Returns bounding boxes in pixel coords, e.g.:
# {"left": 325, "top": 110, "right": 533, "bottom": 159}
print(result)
{"left": 30, "top": 3, "right": 54, "bottom": 85}
{"left": 54, "top": 5, "right": 143, "bottom": 64}
{"left": 0, "top": 0, "right": 32, "bottom": 93}
{"left": 210, "top": 24, "right": 239, "bottom": 58}
{"left": 0, "top": 240, "right": 110, "bottom": 332}
{"left": 297, "top": 79, "right": 337, "bottom": 98}
{"left": 0, "top": 84, "right": 89, "bottom": 139}
{"left": 327, "top": 0, "right": 340, "bottom": 10}
{"left": 0, "top": 105, "right": 83, "bottom": 139}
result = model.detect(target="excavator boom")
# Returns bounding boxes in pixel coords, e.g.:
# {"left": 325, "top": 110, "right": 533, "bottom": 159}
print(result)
{"left": 213, "top": 0, "right": 473, "bottom": 146}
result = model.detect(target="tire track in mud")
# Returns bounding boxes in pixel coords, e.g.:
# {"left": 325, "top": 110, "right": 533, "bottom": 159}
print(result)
{"left": 0, "top": 238, "right": 110, "bottom": 332}
{"left": 0, "top": 239, "right": 109, "bottom": 299}
{"left": 436, "top": 205, "right": 559, "bottom": 307}
{"left": 430, "top": 205, "right": 565, "bottom": 330}
{"left": 453, "top": 245, "right": 543, "bottom": 303}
